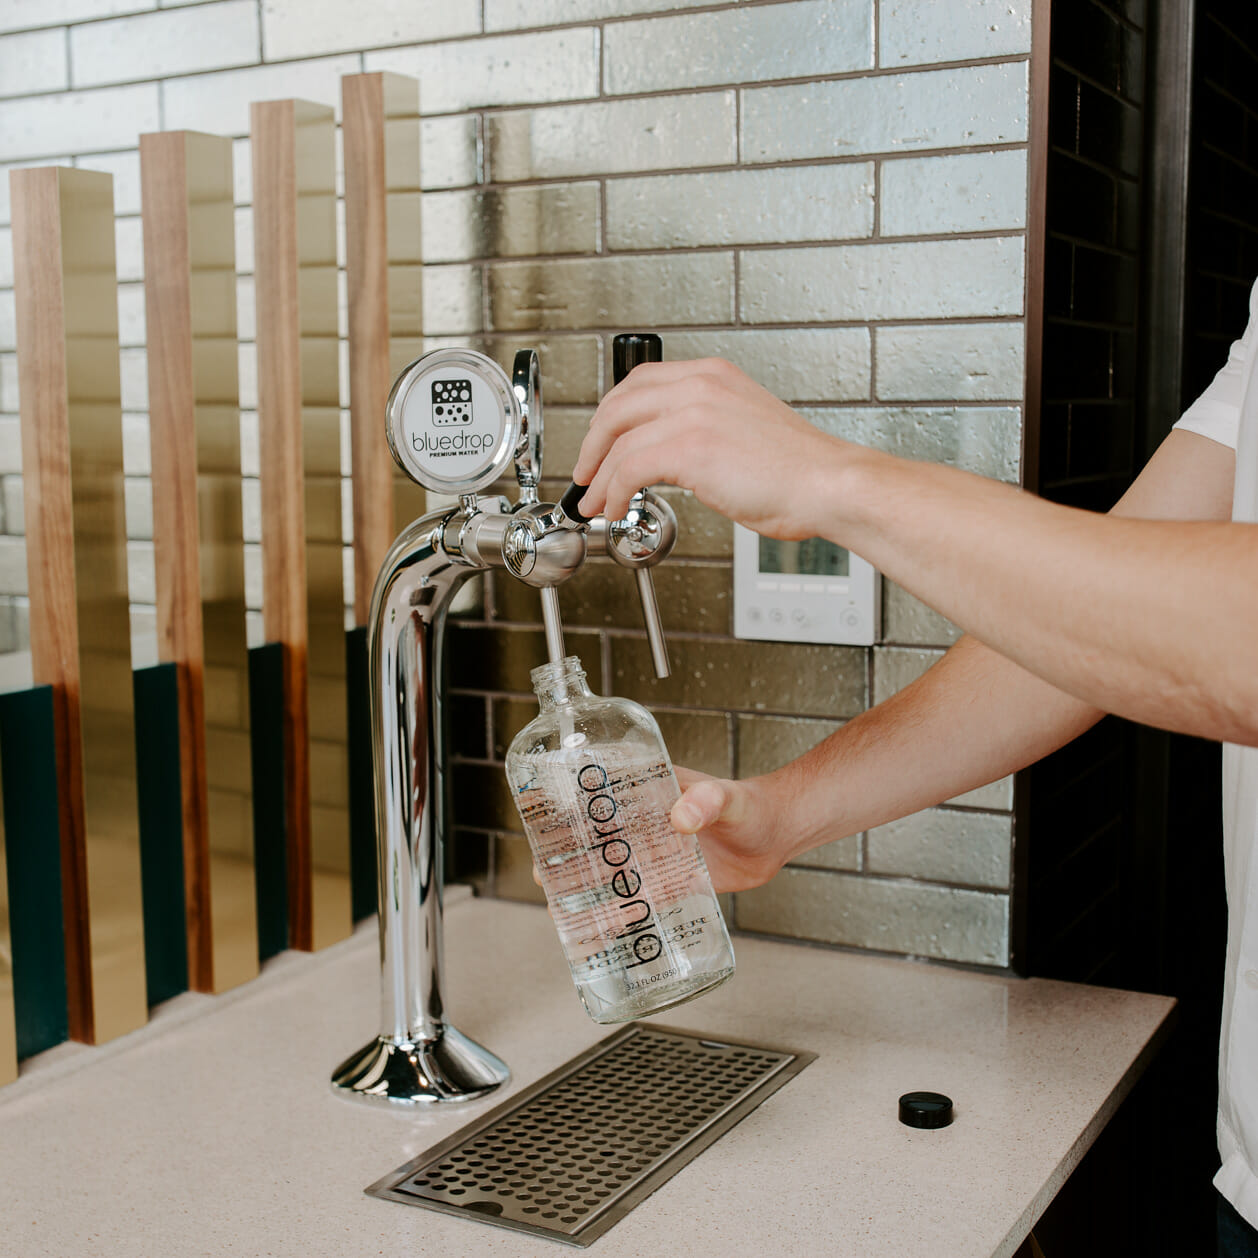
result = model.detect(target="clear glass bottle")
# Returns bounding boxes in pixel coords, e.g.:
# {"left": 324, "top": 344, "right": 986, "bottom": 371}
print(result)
{"left": 505, "top": 656, "right": 735, "bottom": 1023}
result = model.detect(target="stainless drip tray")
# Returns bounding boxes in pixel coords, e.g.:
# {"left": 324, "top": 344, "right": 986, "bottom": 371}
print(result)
{"left": 366, "top": 1022, "right": 815, "bottom": 1247}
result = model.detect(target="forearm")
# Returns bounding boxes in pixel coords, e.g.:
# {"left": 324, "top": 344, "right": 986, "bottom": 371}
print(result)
{"left": 761, "top": 634, "right": 1100, "bottom": 861}
{"left": 824, "top": 444, "right": 1258, "bottom": 745}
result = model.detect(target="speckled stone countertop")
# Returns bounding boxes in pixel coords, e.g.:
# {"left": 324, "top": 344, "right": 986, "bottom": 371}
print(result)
{"left": 0, "top": 893, "right": 1173, "bottom": 1258}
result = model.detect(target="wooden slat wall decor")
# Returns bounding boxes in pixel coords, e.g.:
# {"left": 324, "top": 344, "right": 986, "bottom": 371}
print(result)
{"left": 141, "top": 130, "right": 258, "bottom": 994}
{"left": 11, "top": 167, "right": 148, "bottom": 1045}
{"left": 342, "top": 71, "right": 425, "bottom": 621}
{"left": 251, "top": 100, "right": 351, "bottom": 952}
{"left": 0, "top": 744, "right": 15, "bottom": 1085}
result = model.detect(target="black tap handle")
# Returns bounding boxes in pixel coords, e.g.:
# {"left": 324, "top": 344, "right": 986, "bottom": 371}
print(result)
{"left": 557, "top": 480, "right": 593, "bottom": 527}
{"left": 612, "top": 332, "right": 662, "bottom": 385}
{"left": 558, "top": 335, "right": 662, "bottom": 527}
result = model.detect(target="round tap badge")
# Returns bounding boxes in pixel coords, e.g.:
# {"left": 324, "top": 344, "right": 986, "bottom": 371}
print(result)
{"left": 386, "top": 349, "right": 521, "bottom": 495}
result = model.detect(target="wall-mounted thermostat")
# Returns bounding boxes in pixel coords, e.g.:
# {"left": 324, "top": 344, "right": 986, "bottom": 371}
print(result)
{"left": 733, "top": 524, "right": 880, "bottom": 646}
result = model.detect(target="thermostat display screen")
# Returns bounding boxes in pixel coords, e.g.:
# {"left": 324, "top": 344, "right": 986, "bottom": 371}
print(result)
{"left": 759, "top": 536, "right": 850, "bottom": 578}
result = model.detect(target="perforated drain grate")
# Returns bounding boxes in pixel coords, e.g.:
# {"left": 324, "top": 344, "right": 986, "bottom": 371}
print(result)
{"left": 366, "top": 1022, "right": 815, "bottom": 1247}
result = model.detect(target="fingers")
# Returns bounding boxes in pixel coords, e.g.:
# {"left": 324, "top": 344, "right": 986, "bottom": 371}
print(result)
{"left": 572, "top": 360, "right": 734, "bottom": 489}
{"left": 581, "top": 421, "right": 702, "bottom": 521}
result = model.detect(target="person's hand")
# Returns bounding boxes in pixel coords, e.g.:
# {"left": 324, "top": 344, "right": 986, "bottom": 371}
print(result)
{"left": 669, "top": 766, "right": 789, "bottom": 892}
{"left": 571, "top": 357, "right": 863, "bottom": 537}
{"left": 531, "top": 765, "right": 792, "bottom": 895}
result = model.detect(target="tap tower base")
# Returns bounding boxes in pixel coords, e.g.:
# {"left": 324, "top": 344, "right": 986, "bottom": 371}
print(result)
{"left": 331, "top": 1026, "right": 510, "bottom": 1106}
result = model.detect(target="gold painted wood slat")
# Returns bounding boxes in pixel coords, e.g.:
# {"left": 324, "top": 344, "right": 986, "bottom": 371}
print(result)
{"left": 11, "top": 167, "right": 147, "bottom": 1045}
{"left": 342, "top": 70, "right": 426, "bottom": 621}
{"left": 140, "top": 130, "right": 259, "bottom": 995}
{"left": 0, "top": 746, "right": 14, "bottom": 1085}
{"left": 251, "top": 100, "right": 350, "bottom": 952}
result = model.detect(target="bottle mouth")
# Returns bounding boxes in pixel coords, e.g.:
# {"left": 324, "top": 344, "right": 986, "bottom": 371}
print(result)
{"left": 529, "top": 655, "right": 586, "bottom": 689}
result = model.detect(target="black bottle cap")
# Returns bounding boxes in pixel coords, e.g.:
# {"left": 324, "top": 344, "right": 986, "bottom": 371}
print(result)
{"left": 612, "top": 332, "right": 662, "bottom": 384}
{"left": 558, "top": 480, "right": 593, "bottom": 526}
{"left": 898, "top": 1091, "right": 953, "bottom": 1130}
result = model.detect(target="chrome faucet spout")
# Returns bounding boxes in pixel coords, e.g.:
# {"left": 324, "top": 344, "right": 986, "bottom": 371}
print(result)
{"left": 331, "top": 505, "right": 511, "bottom": 1104}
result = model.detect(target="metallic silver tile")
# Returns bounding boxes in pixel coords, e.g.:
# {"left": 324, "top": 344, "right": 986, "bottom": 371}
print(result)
{"left": 117, "top": 281, "right": 146, "bottom": 347}
{"left": 239, "top": 412, "right": 258, "bottom": 477}
{"left": 882, "top": 580, "right": 960, "bottom": 647}
{"left": 951, "top": 775, "right": 1015, "bottom": 811}
{"left": 365, "top": 28, "right": 598, "bottom": 114}
{"left": 422, "top": 262, "right": 483, "bottom": 336}
{"left": 654, "top": 487, "right": 732, "bottom": 559}
{"left": 788, "top": 836, "right": 861, "bottom": 873}
{"left": 113, "top": 215, "right": 143, "bottom": 282}
{"left": 737, "top": 713, "right": 841, "bottom": 777}
{"left": 735, "top": 867, "right": 1009, "bottom": 966}
{"left": 0, "top": 597, "right": 18, "bottom": 651}
{"left": 867, "top": 808, "right": 1012, "bottom": 890}
{"left": 527, "top": 404, "right": 592, "bottom": 477}
{"left": 0, "top": 29, "right": 68, "bottom": 99}
{"left": 123, "top": 475, "right": 151, "bottom": 541}
{"left": 162, "top": 55, "right": 361, "bottom": 138}
{"left": 0, "top": 538, "right": 23, "bottom": 597}
{"left": 741, "top": 237, "right": 1025, "bottom": 323}
{"left": 0, "top": 84, "right": 159, "bottom": 163}
{"left": 421, "top": 115, "right": 482, "bottom": 190}
{"left": 880, "top": 149, "right": 1028, "bottom": 237}
{"left": 880, "top": 0, "right": 1031, "bottom": 67}
{"left": 875, "top": 322, "right": 1025, "bottom": 402}
{"left": 234, "top": 205, "right": 252, "bottom": 273}
{"left": 241, "top": 476, "right": 261, "bottom": 544}
{"left": 232, "top": 137, "right": 251, "bottom": 204}
{"left": 742, "top": 62, "right": 1028, "bottom": 163}
{"left": 237, "top": 342, "right": 257, "bottom": 410}
{"left": 122, "top": 412, "right": 150, "bottom": 476}
{"left": 0, "top": 356, "right": 16, "bottom": 413}
{"left": 663, "top": 328, "right": 871, "bottom": 403}
{"left": 489, "top": 252, "right": 733, "bottom": 331}
{"left": 871, "top": 645, "right": 944, "bottom": 706}
{"left": 489, "top": 335, "right": 600, "bottom": 405}
{"left": 126, "top": 539, "right": 155, "bottom": 605}
{"left": 70, "top": 0, "right": 259, "bottom": 89}
{"left": 604, "top": 0, "right": 873, "bottom": 95}
{"left": 606, "top": 163, "right": 874, "bottom": 250}
{"left": 423, "top": 182, "right": 599, "bottom": 263}
{"left": 235, "top": 274, "right": 254, "bottom": 342}
{"left": 263, "top": 0, "right": 479, "bottom": 62}
{"left": 497, "top": 556, "right": 732, "bottom": 636}
{"left": 651, "top": 708, "right": 732, "bottom": 779}
{"left": 0, "top": 0, "right": 156, "bottom": 35}
{"left": 801, "top": 405, "right": 1021, "bottom": 482}
{"left": 486, "top": 0, "right": 713, "bottom": 30}
{"left": 486, "top": 91, "right": 735, "bottom": 181}
{"left": 611, "top": 636, "right": 866, "bottom": 719}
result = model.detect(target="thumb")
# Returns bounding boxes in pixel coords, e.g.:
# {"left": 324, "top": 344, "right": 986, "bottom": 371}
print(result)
{"left": 672, "top": 778, "right": 743, "bottom": 833}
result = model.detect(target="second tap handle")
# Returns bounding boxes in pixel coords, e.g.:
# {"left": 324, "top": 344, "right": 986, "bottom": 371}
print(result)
{"left": 635, "top": 568, "right": 670, "bottom": 678}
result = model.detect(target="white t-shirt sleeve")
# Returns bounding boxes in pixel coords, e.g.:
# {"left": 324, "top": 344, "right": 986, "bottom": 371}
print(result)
{"left": 1174, "top": 280, "right": 1258, "bottom": 452}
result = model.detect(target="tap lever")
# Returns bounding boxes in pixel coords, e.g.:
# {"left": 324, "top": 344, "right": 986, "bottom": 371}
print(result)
{"left": 635, "top": 569, "right": 670, "bottom": 678}
{"left": 557, "top": 480, "right": 593, "bottom": 528}
{"left": 539, "top": 586, "right": 567, "bottom": 664}
{"left": 605, "top": 488, "right": 676, "bottom": 680}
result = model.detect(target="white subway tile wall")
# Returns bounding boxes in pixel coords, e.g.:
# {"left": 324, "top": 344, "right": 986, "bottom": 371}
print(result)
{"left": 0, "top": 0, "right": 1033, "bottom": 968}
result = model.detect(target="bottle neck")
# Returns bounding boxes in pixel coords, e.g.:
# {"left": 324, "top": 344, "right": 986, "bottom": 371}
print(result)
{"left": 532, "top": 657, "right": 594, "bottom": 711}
